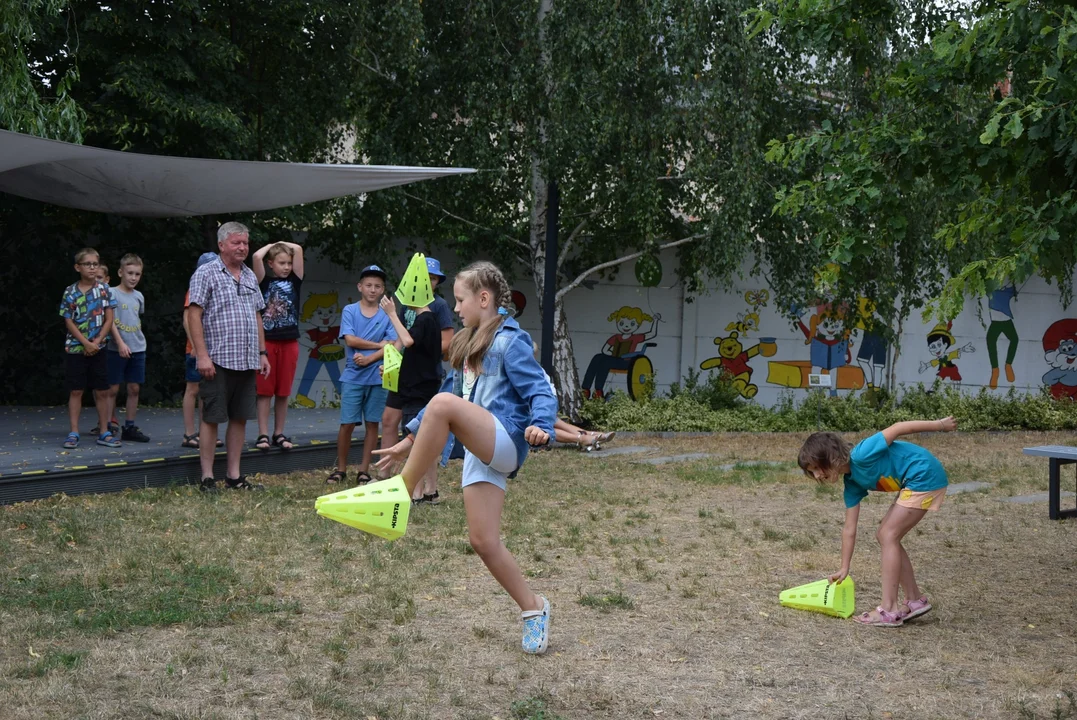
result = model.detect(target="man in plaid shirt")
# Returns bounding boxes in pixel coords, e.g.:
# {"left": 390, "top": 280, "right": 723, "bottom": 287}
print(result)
{"left": 188, "top": 221, "right": 272, "bottom": 492}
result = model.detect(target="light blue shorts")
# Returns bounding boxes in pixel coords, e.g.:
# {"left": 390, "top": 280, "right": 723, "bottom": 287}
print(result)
{"left": 340, "top": 383, "right": 388, "bottom": 425}
{"left": 461, "top": 415, "right": 518, "bottom": 492}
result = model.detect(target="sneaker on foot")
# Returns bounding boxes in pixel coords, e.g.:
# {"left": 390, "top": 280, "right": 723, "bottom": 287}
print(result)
{"left": 121, "top": 424, "right": 150, "bottom": 442}
{"left": 225, "top": 475, "right": 264, "bottom": 491}
{"left": 96, "top": 431, "right": 122, "bottom": 448}
{"left": 199, "top": 477, "right": 219, "bottom": 493}
{"left": 521, "top": 596, "right": 551, "bottom": 654}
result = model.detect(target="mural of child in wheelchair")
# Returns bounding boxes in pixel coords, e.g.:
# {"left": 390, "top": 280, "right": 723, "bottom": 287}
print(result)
{"left": 581, "top": 306, "right": 662, "bottom": 400}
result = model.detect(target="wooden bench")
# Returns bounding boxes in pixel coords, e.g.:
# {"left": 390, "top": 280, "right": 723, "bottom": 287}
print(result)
{"left": 1022, "top": 445, "right": 1077, "bottom": 520}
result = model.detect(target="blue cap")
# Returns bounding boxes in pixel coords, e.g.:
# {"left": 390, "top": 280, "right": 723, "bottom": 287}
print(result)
{"left": 426, "top": 257, "right": 446, "bottom": 281}
{"left": 197, "top": 252, "right": 217, "bottom": 269}
{"left": 360, "top": 264, "right": 388, "bottom": 281}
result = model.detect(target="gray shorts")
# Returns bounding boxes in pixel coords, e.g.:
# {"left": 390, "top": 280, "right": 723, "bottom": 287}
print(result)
{"left": 461, "top": 415, "right": 518, "bottom": 492}
{"left": 199, "top": 364, "right": 257, "bottom": 424}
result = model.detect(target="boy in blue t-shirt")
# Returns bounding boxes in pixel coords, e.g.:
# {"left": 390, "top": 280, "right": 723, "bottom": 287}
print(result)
{"left": 797, "top": 417, "right": 956, "bottom": 628}
{"left": 327, "top": 265, "right": 398, "bottom": 485}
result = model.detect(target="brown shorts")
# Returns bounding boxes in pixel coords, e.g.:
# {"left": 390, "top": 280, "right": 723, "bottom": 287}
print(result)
{"left": 897, "top": 487, "right": 947, "bottom": 512}
{"left": 199, "top": 364, "right": 257, "bottom": 424}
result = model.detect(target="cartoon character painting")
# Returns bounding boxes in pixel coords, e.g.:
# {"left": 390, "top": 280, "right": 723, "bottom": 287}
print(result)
{"left": 700, "top": 330, "right": 777, "bottom": 398}
{"left": 581, "top": 306, "right": 661, "bottom": 400}
{"left": 855, "top": 298, "right": 888, "bottom": 391}
{"left": 1041, "top": 319, "right": 1077, "bottom": 400}
{"left": 986, "top": 283, "right": 1019, "bottom": 388}
{"left": 295, "top": 291, "right": 343, "bottom": 407}
{"left": 918, "top": 321, "right": 975, "bottom": 383}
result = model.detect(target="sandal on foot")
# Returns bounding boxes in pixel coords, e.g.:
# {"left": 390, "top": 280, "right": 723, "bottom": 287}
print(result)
{"left": 216, "top": 438, "right": 224, "bottom": 448}
{"left": 901, "top": 596, "right": 932, "bottom": 620}
{"left": 63, "top": 432, "right": 80, "bottom": 449}
{"left": 355, "top": 471, "right": 372, "bottom": 485}
{"left": 596, "top": 431, "right": 616, "bottom": 443}
{"left": 271, "top": 433, "right": 294, "bottom": 450}
{"left": 325, "top": 469, "right": 347, "bottom": 485}
{"left": 521, "top": 596, "right": 551, "bottom": 654}
{"left": 254, "top": 434, "right": 271, "bottom": 450}
{"left": 181, "top": 434, "right": 200, "bottom": 449}
{"left": 853, "top": 606, "right": 904, "bottom": 627}
{"left": 575, "top": 430, "right": 597, "bottom": 452}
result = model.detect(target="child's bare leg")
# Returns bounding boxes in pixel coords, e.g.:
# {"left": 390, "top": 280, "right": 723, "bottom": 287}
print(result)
{"left": 335, "top": 423, "right": 355, "bottom": 473}
{"left": 463, "top": 482, "right": 543, "bottom": 612}
{"left": 381, "top": 406, "right": 402, "bottom": 449}
{"left": 273, "top": 395, "right": 288, "bottom": 436}
{"left": 95, "top": 388, "right": 112, "bottom": 434}
{"left": 105, "top": 385, "right": 119, "bottom": 427}
{"left": 897, "top": 545, "right": 921, "bottom": 607}
{"left": 256, "top": 395, "right": 272, "bottom": 438}
{"left": 68, "top": 390, "right": 83, "bottom": 433}
{"left": 399, "top": 395, "right": 495, "bottom": 492}
{"left": 183, "top": 383, "right": 200, "bottom": 436}
{"left": 360, "top": 421, "right": 379, "bottom": 473}
{"left": 413, "top": 463, "right": 438, "bottom": 500}
{"left": 125, "top": 382, "right": 140, "bottom": 421}
{"left": 875, "top": 506, "right": 927, "bottom": 615}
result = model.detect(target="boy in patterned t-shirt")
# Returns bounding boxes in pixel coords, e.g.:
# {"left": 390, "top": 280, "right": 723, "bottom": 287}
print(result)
{"left": 59, "top": 248, "right": 118, "bottom": 449}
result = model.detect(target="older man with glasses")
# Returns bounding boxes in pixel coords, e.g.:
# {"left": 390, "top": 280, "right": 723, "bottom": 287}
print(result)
{"left": 187, "top": 222, "right": 272, "bottom": 492}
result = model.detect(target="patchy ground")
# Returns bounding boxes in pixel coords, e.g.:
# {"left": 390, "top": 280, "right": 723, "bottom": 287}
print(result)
{"left": 1, "top": 431, "right": 1076, "bottom": 719}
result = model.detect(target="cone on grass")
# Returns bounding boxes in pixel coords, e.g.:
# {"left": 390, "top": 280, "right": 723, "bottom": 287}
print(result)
{"left": 779, "top": 577, "right": 856, "bottom": 618}
{"left": 395, "top": 253, "right": 434, "bottom": 308}
{"left": 382, "top": 343, "right": 402, "bottom": 392}
{"left": 315, "top": 476, "right": 411, "bottom": 541}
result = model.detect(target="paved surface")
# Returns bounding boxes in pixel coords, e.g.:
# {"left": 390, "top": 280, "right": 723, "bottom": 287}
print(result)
{"left": 948, "top": 481, "right": 992, "bottom": 495}
{"left": 582, "top": 445, "right": 657, "bottom": 458}
{"left": 1000, "top": 491, "right": 1077, "bottom": 505}
{"left": 636, "top": 453, "right": 716, "bottom": 465}
{"left": 0, "top": 406, "right": 354, "bottom": 476}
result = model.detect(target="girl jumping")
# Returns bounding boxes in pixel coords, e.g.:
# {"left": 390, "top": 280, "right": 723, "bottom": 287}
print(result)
{"left": 798, "top": 416, "right": 956, "bottom": 627}
{"left": 373, "top": 261, "right": 558, "bottom": 653}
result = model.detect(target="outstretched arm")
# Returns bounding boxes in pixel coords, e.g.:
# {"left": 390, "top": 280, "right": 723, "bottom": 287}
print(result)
{"left": 829, "top": 504, "right": 861, "bottom": 584}
{"left": 881, "top": 416, "right": 957, "bottom": 445}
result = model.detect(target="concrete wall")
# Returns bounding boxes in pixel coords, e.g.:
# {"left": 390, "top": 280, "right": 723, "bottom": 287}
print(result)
{"left": 283, "top": 245, "right": 1077, "bottom": 407}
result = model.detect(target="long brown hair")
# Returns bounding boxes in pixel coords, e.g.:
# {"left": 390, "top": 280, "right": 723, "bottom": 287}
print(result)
{"left": 797, "top": 432, "right": 852, "bottom": 482}
{"left": 448, "top": 261, "right": 512, "bottom": 374}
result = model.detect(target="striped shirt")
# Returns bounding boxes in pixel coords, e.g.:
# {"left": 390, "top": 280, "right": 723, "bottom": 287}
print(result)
{"left": 188, "top": 257, "right": 265, "bottom": 371}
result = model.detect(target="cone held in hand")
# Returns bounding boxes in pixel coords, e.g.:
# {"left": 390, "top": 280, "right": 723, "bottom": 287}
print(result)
{"left": 779, "top": 577, "right": 856, "bottom": 618}
{"left": 316, "top": 476, "right": 411, "bottom": 540}
{"left": 395, "top": 253, "right": 434, "bottom": 308}
{"left": 382, "top": 343, "right": 402, "bottom": 392}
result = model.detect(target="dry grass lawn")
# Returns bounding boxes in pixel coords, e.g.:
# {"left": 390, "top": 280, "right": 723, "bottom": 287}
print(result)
{"left": 2, "top": 431, "right": 1076, "bottom": 719}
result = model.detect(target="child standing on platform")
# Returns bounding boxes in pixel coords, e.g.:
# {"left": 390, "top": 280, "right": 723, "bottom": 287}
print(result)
{"left": 182, "top": 253, "right": 221, "bottom": 448}
{"left": 327, "top": 265, "right": 397, "bottom": 485}
{"left": 59, "top": 248, "right": 118, "bottom": 449}
{"left": 252, "top": 240, "right": 304, "bottom": 450}
{"left": 798, "top": 417, "right": 956, "bottom": 627}
{"left": 374, "top": 261, "right": 557, "bottom": 654}
{"left": 105, "top": 253, "right": 150, "bottom": 442}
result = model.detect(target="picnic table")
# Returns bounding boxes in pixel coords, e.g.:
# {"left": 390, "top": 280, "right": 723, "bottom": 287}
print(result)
{"left": 1022, "top": 445, "right": 1077, "bottom": 520}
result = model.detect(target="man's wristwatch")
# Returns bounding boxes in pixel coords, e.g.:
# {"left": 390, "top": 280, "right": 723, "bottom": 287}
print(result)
{"left": 259, "top": 349, "right": 268, "bottom": 356}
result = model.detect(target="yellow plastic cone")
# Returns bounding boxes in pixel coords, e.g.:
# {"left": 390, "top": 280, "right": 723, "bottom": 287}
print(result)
{"left": 779, "top": 577, "right": 856, "bottom": 618}
{"left": 315, "top": 476, "right": 411, "bottom": 541}
{"left": 382, "top": 343, "right": 402, "bottom": 392}
{"left": 395, "top": 253, "right": 434, "bottom": 308}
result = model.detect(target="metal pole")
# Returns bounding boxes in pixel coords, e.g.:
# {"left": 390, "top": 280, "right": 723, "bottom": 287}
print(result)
{"left": 541, "top": 180, "right": 559, "bottom": 375}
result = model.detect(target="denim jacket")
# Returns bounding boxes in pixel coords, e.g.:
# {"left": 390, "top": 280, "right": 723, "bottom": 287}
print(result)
{"left": 407, "top": 316, "right": 558, "bottom": 473}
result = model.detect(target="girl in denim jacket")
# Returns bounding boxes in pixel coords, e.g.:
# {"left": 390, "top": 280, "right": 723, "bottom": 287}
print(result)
{"left": 374, "top": 261, "right": 558, "bottom": 654}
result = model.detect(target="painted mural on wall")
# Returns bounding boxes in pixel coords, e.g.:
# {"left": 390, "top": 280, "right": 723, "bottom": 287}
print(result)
{"left": 295, "top": 290, "right": 343, "bottom": 407}
{"left": 581, "top": 306, "right": 662, "bottom": 400}
{"left": 855, "top": 298, "right": 889, "bottom": 392}
{"left": 918, "top": 321, "right": 975, "bottom": 384}
{"left": 986, "top": 283, "right": 1019, "bottom": 388}
{"left": 1041, "top": 319, "right": 1077, "bottom": 399}
{"left": 700, "top": 289, "right": 776, "bottom": 399}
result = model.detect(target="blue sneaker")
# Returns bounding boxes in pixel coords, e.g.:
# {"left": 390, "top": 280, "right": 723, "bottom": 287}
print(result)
{"left": 96, "top": 431, "right": 122, "bottom": 448}
{"left": 521, "top": 596, "right": 550, "bottom": 654}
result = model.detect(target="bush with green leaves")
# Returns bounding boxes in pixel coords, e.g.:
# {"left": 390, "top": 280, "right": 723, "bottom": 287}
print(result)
{"left": 580, "top": 382, "right": 1077, "bottom": 433}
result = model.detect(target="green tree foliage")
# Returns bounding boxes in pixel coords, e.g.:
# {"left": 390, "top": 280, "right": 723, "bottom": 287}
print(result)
{"left": 753, "top": 0, "right": 1077, "bottom": 324}
{"left": 0, "top": 0, "right": 84, "bottom": 141}
{"left": 312, "top": 0, "right": 788, "bottom": 417}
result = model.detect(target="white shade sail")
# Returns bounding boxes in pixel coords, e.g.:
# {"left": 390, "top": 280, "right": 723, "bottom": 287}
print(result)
{"left": 0, "top": 129, "right": 474, "bottom": 218}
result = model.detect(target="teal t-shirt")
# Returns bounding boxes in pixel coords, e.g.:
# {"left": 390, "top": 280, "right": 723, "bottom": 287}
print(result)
{"left": 843, "top": 432, "right": 948, "bottom": 508}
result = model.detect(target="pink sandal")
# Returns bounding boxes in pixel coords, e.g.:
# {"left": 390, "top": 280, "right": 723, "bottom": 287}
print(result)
{"left": 900, "top": 596, "right": 932, "bottom": 621}
{"left": 853, "top": 606, "right": 904, "bottom": 627}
